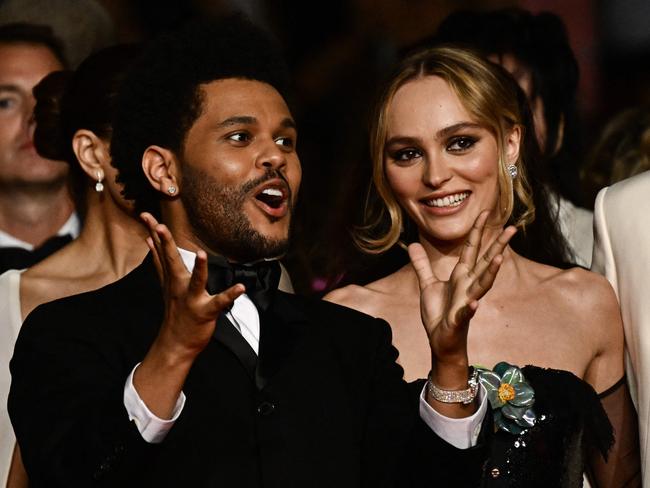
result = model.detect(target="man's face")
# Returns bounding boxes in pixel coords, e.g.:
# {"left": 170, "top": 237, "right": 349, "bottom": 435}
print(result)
{"left": 0, "top": 43, "right": 67, "bottom": 187}
{"left": 179, "top": 78, "right": 301, "bottom": 263}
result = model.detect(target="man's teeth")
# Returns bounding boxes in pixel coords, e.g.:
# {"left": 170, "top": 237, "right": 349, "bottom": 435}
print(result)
{"left": 261, "top": 188, "right": 283, "bottom": 197}
{"left": 425, "top": 192, "right": 469, "bottom": 208}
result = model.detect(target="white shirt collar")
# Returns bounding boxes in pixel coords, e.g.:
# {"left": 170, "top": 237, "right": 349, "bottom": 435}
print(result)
{"left": 177, "top": 247, "right": 199, "bottom": 273}
{"left": 0, "top": 212, "right": 80, "bottom": 251}
{"left": 176, "top": 247, "right": 260, "bottom": 354}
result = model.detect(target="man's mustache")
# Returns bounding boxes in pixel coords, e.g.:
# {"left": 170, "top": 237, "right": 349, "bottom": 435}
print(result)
{"left": 241, "top": 169, "right": 292, "bottom": 203}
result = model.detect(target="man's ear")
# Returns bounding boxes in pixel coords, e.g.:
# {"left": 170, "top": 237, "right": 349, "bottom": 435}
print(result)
{"left": 72, "top": 129, "right": 110, "bottom": 183}
{"left": 142, "top": 145, "right": 180, "bottom": 197}
{"left": 505, "top": 125, "right": 522, "bottom": 166}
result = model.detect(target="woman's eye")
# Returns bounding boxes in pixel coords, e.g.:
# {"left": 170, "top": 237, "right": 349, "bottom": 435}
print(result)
{"left": 447, "top": 136, "right": 476, "bottom": 152}
{"left": 275, "top": 136, "right": 294, "bottom": 149}
{"left": 392, "top": 148, "right": 421, "bottom": 161}
{"left": 228, "top": 132, "right": 250, "bottom": 143}
{"left": 0, "top": 97, "right": 17, "bottom": 110}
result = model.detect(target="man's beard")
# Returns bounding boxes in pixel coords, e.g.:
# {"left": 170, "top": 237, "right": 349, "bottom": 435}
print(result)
{"left": 181, "top": 165, "right": 291, "bottom": 263}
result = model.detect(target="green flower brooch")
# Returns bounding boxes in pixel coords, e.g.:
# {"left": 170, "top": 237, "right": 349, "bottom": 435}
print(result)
{"left": 477, "top": 362, "right": 536, "bottom": 435}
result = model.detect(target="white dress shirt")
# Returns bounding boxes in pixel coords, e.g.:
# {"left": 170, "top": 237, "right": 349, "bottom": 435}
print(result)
{"left": 0, "top": 213, "right": 80, "bottom": 250}
{"left": 124, "top": 248, "right": 487, "bottom": 448}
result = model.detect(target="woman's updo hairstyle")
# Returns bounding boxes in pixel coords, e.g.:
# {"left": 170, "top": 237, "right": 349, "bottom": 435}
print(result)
{"left": 33, "top": 44, "right": 140, "bottom": 214}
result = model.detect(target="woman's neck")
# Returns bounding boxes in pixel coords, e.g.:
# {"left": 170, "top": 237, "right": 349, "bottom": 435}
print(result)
{"left": 69, "top": 191, "right": 149, "bottom": 279}
{"left": 417, "top": 224, "right": 505, "bottom": 281}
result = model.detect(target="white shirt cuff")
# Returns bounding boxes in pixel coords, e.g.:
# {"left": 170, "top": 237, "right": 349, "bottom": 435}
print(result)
{"left": 123, "top": 363, "right": 186, "bottom": 444}
{"left": 418, "top": 384, "right": 488, "bottom": 449}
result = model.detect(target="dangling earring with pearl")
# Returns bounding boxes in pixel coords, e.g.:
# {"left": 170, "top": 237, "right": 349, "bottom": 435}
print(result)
{"left": 95, "top": 171, "right": 104, "bottom": 192}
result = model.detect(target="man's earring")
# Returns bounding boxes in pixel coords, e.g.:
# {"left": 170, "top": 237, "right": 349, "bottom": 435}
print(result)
{"left": 507, "top": 164, "right": 518, "bottom": 179}
{"left": 167, "top": 185, "right": 177, "bottom": 195}
{"left": 95, "top": 171, "right": 104, "bottom": 192}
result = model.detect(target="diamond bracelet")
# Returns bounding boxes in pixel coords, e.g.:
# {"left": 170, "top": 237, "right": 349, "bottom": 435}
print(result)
{"left": 426, "top": 367, "right": 479, "bottom": 405}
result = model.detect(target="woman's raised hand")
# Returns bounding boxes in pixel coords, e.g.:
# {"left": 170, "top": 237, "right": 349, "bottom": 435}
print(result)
{"left": 408, "top": 210, "right": 516, "bottom": 373}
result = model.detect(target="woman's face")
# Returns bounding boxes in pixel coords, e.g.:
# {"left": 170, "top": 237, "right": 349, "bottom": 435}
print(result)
{"left": 383, "top": 76, "right": 518, "bottom": 246}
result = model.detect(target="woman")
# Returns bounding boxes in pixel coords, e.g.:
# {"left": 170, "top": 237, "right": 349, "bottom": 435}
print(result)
{"left": 0, "top": 44, "right": 149, "bottom": 487}
{"left": 326, "top": 47, "right": 640, "bottom": 486}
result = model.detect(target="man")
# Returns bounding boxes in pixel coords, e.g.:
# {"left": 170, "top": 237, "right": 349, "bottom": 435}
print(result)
{"left": 9, "top": 18, "right": 507, "bottom": 487}
{"left": 592, "top": 170, "right": 650, "bottom": 485}
{"left": 0, "top": 23, "right": 78, "bottom": 273}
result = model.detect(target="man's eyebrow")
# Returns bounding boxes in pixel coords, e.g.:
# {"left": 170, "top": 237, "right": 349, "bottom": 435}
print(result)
{"left": 436, "top": 122, "right": 482, "bottom": 139}
{"left": 215, "top": 115, "right": 297, "bottom": 131}
{"left": 216, "top": 116, "right": 257, "bottom": 129}
{"left": 281, "top": 118, "right": 297, "bottom": 130}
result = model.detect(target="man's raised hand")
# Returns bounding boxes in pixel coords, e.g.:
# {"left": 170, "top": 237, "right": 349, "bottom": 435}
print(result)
{"left": 140, "top": 212, "right": 245, "bottom": 358}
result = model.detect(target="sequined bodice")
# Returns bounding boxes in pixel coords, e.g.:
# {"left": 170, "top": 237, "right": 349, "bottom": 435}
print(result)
{"left": 481, "top": 366, "right": 613, "bottom": 487}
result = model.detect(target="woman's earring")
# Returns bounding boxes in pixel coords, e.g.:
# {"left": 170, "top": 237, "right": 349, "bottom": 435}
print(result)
{"left": 95, "top": 171, "right": 104, "bottom": 192}
{"left": 167, "top": 185, "right": 177, "bottom": 195}
{"left": 507, "top": 164, "right": 518, "bottom": 179}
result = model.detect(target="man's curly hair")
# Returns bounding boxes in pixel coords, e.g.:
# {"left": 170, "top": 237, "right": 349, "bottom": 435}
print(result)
{"left": 110, "top": 15, "right": 291, "bottom": 216}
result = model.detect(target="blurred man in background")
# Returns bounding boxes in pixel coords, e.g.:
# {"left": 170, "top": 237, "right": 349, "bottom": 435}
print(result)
{"left": 0, "top": 23, "right": 79, "bottom": 273}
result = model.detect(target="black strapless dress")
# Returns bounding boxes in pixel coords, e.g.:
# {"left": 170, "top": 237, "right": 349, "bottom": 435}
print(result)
{"left": 480, "top": 366, "right": 615, "bottom": 487}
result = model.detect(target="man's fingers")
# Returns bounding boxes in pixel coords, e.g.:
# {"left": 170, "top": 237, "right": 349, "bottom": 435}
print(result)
{"left": 208, "top": 284, "right": 246, "bottom": 315}
{"left": 408, "top": 243, "right": 435, "bottom": 291}
{"left": 141, "top": 213, "right": 164, "bottom": 256}
{"left": 146, "top": 236, "right": 165, "bottom": 282}
{"left": 188, "top": 250, "right": 208, "bottom": 295}
{"left": 468, "top": 253, "right": 503, "bottom": 301}
{"left": 154, "top": 222, "right": 189, "bottom": 278}
{"left": 459, "top": 210, "right": 489, "bottom": 267}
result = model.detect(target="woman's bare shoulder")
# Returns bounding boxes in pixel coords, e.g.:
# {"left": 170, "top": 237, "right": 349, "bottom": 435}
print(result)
{"left": 20, "top": 249, "right": 92, "bottom": 318}
{"left": 535, "top": 264, "right": 621, "bottom": 339}
{"left": 324, "top": 268, "right": 410, "bottom": 317}
{"left": 543, "top": 266, "right": 617, "bottom": 307}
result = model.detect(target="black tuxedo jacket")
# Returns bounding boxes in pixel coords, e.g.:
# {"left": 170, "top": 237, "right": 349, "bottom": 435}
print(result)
{"left": 9, "top": 257, "right": 487, "bottom": 487}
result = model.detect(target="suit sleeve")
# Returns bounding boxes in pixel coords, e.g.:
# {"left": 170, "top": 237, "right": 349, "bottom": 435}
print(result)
{"left": 362, "top": 318, "right": 489, "bottom": 487}
{"left": 592, "top": 187, "right": 618, "bottom": 293}
{"left": 8, "top": 302, "right": 158, "bottom": 487}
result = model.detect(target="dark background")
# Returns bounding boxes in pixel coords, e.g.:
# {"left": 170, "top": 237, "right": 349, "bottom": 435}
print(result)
{"left": 4, "top": 0, "right": 649, "bottom": 293}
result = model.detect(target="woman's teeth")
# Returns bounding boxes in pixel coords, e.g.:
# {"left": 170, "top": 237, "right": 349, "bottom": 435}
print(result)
{"left": 425, "top": 192, "right": 469, "bottom": 208}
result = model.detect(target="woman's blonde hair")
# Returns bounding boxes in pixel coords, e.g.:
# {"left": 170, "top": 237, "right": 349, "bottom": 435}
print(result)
{"left": 356, "top": 46, "right": 535, "bottom": 254}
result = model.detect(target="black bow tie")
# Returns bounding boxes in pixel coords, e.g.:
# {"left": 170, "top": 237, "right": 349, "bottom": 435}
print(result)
{"left": 205, "top": 255, "right": 281, "bottom": 312}
{"left": 0, "top": 234, "right": 73, "bottom": 273}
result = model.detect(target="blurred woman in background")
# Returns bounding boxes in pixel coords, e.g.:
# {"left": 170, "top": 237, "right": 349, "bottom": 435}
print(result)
{"left": 0, "top": 44, "right": 148, "bottom": 487}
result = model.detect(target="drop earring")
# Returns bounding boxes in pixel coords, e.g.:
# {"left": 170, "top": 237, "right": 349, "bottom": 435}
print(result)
{"left": 507, "top": 164, "right": 518, "bottom": 179}
{"left": 95, "top": 171, "right": 104, "bottom": 192}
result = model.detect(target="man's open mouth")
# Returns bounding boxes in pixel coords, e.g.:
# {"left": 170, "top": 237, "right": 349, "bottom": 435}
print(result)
{"left": 255, "top": 186, "right": 286, "bottom": 209}
{"left": 252, "top": 179, "right": 291, "bottom": 218}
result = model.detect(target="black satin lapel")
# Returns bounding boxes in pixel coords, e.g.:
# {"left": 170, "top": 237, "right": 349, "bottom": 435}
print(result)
{"left": 255, "top": 293, "right": 306, "bottom": 390}
{"left": 213, "top": 313, "right": 258, "bottom": 380}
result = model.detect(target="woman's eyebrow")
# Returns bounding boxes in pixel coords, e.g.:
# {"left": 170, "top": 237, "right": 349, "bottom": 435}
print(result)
{"left": 385, "top": 135, "right": 419, "bottom": 147}
{"left": 385, "top": 122, "right": 482, "bottom": 147}
{"left": 436, "top": 122, "right": 482, "bottom": 139}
